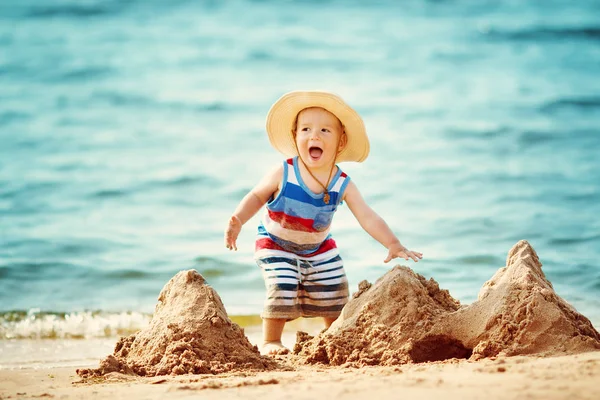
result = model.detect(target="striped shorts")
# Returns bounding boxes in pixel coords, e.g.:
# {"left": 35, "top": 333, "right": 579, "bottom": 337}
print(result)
{"left": 255, "top": 247, "right": 349, "bottom": 320}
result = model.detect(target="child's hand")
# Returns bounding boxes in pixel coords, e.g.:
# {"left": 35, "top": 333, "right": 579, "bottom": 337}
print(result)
{"left": 224, "top": 215, "right": 242, "bottom": 251}
{"left": 384, "top": 242, "right": 423, "bottom": 263}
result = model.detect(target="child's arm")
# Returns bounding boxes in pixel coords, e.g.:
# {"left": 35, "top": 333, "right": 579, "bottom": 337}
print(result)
{"left": 224, "top": 164, "right": 283, "bottom": 251}
{"left": 344, "top": 181, "right": 423, "bottom": 263}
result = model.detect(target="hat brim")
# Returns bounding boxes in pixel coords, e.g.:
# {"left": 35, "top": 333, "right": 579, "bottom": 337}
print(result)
{"left": 266, "top": 91, "right": 369, "bottom": 163}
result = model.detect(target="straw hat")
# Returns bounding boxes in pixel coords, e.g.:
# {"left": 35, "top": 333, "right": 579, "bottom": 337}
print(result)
{"left": 266, "top": 91, "right": 370, "bottom": 163}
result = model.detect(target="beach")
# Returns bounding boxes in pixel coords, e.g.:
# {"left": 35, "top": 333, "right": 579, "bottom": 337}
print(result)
{"left": 2, "top": 352, "right": 599, "bottom": 400}
{"left": 3, "top": 241, "right": 599, "bottom": 399}
{"left": 2, "top": 1, "right": 600, "bottom": 399}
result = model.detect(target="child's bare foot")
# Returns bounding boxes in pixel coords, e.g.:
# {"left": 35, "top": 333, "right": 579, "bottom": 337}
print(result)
{"left": 260, "top": 341, "right": 289, "bottom": 356}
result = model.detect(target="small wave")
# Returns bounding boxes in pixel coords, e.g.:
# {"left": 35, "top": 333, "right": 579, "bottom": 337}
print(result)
{"left": 25, "top": 2, "right": 123, "bottom": 19}
{"left": 431, "top": 49, "right": 482, "bottom": 63}
{"left": 551, "top": 262, "right": 595, "bottom": 276}
{"left": 548, "top": 234, "right": 600, "bottom": 246}
{"left": 484, "top": 26, "right": 600, "bottom": 42}
{"left": 146, "top": 175, "right": 219, "bottom": 188}
{"left": 103, "top": 269, "right": 151, "bottom": 279}
{"left": 197, "top": 267, "right": 226, "bottom": 279}
{"left": 0, "top": 261, "right": 83, "bottom": 280}
{"left": 90, "top": 176, "right": 217, "bottom": 199}
{"left": 444, "top": 126, "right": 511, "bottom": 140}
{"left": 167, "top": 176, "right": 208, "bottom": 186}
{"left": 0, "top": 260, "right": 152, "bottom": 283}
{"left": 0, "top": 309, "right": 151, "bottom": 340}
{"left": 518, "top": 131, "right": 559, "bottom": 146}
{"left": 92, "top": 91, "right": 228, "bottom": 113}
{"left": 58, "top": 66, "right": 113, "bottom": 82}
{"left": 0, "top": 181, "right": 61, "bottom": 200}
{"left": 193, "top": 256, "right": 247, "bottom": 275}
{"left": 247, "top": 49, "right": 273, "bottom": 61}
{"left": 1, "top": 237, "right": 130, "bottom": 257}
{"left": 0, "top": 111, "right": 31, "bottom": 126}
{"left": 90, "top": 188, "right": 129, "bottom": 199}
{"left": 0, "top": 309, "right": 264, "bottom": 340}
{"left": 564, "top": 191, "right": 600, "bottom": 202}
{"left": 191, "top": 102, "right": 227, "bottom": 112}
{"left": 93, "top": 92, "right": 154, "bottom": 107}
{"left": 456, "top": 255, "right": 503, "bottom": 266}
{"left": 540, "top": 97, "right": 600, "bottom": 113}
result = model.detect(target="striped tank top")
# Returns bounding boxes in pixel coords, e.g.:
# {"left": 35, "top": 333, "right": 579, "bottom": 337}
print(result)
{"left": 256, "top": 156, "right": 351, "bottom": 256}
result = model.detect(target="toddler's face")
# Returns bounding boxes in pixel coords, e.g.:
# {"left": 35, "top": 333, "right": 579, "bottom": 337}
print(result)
{"left": 294, "top": 107, "right": 346, "bottom": 172}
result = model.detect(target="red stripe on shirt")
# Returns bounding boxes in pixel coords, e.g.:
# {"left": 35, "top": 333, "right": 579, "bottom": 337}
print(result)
{"left": 268, "top": 209, "right": 318, "bottom": 233}
{"left": 255, "top": 237, "right": 337, "bottom": 256}
{"left": 255, "top": 237, "right": 285, "bottom": 252}
{"left": 308, "top": 238, "right": 337, "bottom": 256}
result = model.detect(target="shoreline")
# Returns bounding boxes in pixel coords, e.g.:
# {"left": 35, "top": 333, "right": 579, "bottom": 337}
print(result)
{"left": 0, "top": 320, "right": 313, "bottom": 371}
{"left": 1, "top": 351, "right": 599, "bottom": 400}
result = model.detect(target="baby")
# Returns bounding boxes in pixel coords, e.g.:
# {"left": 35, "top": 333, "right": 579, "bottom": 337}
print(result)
{"left": 224, "top": 91, "right": 422, "bottom": 355}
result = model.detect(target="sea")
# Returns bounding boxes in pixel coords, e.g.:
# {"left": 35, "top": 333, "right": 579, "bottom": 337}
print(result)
{"left": 1, "top": 0, "right": 599, "bottom": 369}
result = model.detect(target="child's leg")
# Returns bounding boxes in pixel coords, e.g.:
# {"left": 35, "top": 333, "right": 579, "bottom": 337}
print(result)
{"left": 255, "top": 248, "right": 302, "bottom": 355}
{"left": 323, "top": 316, "right": 337, "bottom": 329}
{"left": 298, "top": 248, "right": 348, "bottom": 330}
{"left": 261, "top": 318, "right": 287, "bottom": 355}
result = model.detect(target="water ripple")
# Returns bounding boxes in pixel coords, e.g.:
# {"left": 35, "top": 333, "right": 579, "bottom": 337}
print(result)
{"left": 24, "top": 1, "right": 128, "bottom": 19}
{"left": 517, "top": 131, "right": 559, "bottom": 146}
{"left": 0, "top": 111, "right": 31, "bottom": 126}
{"left": 91, "top": 91, "right": 229, "bottom": 113}
{"left": 58, "top": 66, "right": 113, "bottom": 82}
{"left": 548, "top": 234, "right": 600, "bottom": 246}
{"left": 485, "top": 26, "right": 600, "bottom": 42}
{"left": 540, "top": 97, "right": 600, "bottom": 113}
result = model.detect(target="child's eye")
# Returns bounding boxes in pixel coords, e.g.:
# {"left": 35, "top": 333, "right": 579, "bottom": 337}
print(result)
{"left": 301, "top": 127, "right": 310, "bottom": 132}
{"left": 321, "top": 128, "right": 330, "bottom": 133}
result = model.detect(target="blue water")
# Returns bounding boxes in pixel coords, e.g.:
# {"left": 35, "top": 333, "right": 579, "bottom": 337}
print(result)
{"left": 1, "top": 0, "right": 600, "bottom": 339}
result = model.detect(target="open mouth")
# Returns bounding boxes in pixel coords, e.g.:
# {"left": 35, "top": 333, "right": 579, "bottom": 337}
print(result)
{"left": 309, "top": 146, "right": 323, "bottom": 160}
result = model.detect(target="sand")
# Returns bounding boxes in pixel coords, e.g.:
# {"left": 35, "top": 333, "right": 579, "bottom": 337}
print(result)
{"left": 2, "top": 240, "right": 599, "bottom": 399}
{"left": 2, "top": 352, "right": 600, "bottom": 400}
{"left": 295, "top": 240, "right": 600, "bottom": 365}
{"left": 76, "top": 270, "right": 276, "bottom": 378}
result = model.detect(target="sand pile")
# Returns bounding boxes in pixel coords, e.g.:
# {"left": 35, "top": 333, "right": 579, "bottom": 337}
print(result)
{"left": 295, "top": 240, "right": 600, "bottom": 366}
{"left": 294, "top": 266, "right": 464, "bottom": 366}
{"left": 77, "top": 270, "right": 275, "bottom": 377}
{"left": 440, "top": 240, "right": 600, "bottom": 358}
